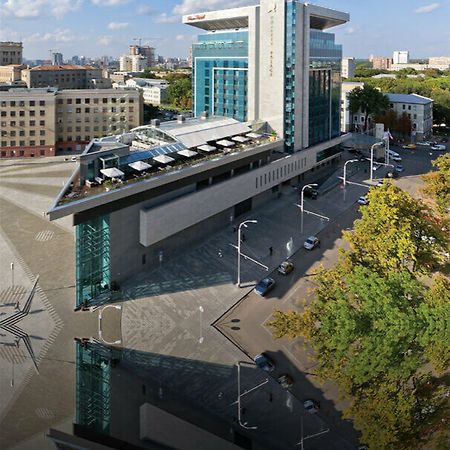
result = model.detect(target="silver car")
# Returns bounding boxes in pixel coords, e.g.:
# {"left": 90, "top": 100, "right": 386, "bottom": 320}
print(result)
{"left": 304, "top": 236, "right": 320, "bottom": 250}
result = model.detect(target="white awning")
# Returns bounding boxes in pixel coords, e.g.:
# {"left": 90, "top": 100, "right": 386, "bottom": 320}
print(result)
{"left": 197, "top": 144, "right": 217, "bottom": 152}
{"left": 246, "top": 132, "right": 262, "bottom": 139}
{"left": 100, "top": 167, "right": 125, "bottom": 178}
{"left": 216, "top": 139, "right": 235, "bottom": 148}
{"left": 232, "top": 136, "right": 249, "bottom": 143}
{"left": 128, "top": 161, "right": 152, "bottom": 171}
{"left": 153, "top": 154, "right": 175, "bottom": 164}
{"left": 177, "top": 149, "right": 198, "bottom": 158}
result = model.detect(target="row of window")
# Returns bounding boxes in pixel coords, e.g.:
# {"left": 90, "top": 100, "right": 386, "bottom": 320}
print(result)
{"left": 1, "top": 100, "right": 46, "bottom": 107}
{"left": 255, "top": 157, "right": 308, "bottom": 189}
{"left": 59, "top": 107, "right": 134, "bottom": 114}
{"left": 1, "top": 149, "right": 47, "bottom": 157}
{"left": 1, "top": 140, "right": 46, "bottom": 146}
{"left": 1, "top": 129, "right": 46, "bottom": 137}
{"left": 1, "top": 120, "right": 46, "bottom": 127}
{"left": 1, "top": 110, "right": 46, "bottom": 117}
{"left": 56, "top": 97, "right": 134, "bottom": 105}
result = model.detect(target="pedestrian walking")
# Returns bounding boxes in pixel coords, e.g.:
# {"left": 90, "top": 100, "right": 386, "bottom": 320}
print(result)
{"left": 269, "top": 246, "right": 273, "bottom": 256}
{"left": 218, "top": 250, "right": 223, "bottom": 258}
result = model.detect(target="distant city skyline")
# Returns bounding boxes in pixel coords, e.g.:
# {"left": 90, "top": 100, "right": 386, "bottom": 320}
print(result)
{"left": 1, "top": 0, "right": 449, "bottom": 60}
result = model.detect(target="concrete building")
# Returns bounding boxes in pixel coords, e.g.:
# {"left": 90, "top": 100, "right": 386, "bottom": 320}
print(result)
{"left": 0, "top": 64, "right": 24, "bottom": 83}
{"left": 129, "top": 45, "right": 156, "bottom": 67}
{"left": 386, "top": 93, "right": 433, "bottom": 140}
{"left": 340, "top": 80, "right": 364, "bottom": 132}
{"left": 52, "top": 52, "right": 64, "bottom": 65}
{"left": 21, "top": 65, "right": 110, "bottom": 89}
{"left": 48, "top": 0, "right": 350, "bottom": 308}
{"left": 0, "top": 88, "right": 57, "bottom": 157}
{"left": 429, "top": 56, "right": 450, "bottom": 66}
{"left": 0, "top": 41, "right": 23, "bottom": 65}
{"left": 125, "top": 78, "right": 169, "bottom": 105}
{"left": 371, "top": 56, "right": 392, "bottom": 70}
{"left": 341, "top": 56, "right": 355, "bottom": 78}
{"left": 0, "top": 87, "right": 143, "bottom": 157}
{"left": 120, "top": 55, "right": 146, "bottom": 72}
{"left": 393, "top": 50, "right": 409, "bottom": 64}
{"left": 187, "top": 0, "right": 349, "bottom": 152}
{"left": 389, "top": 62, "right": 450, "bottom": 71}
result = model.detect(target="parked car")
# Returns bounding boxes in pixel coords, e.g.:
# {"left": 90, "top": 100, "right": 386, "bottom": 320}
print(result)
{"left": 304, "top": 236, "right": 320, "bottom": 250}
{"left": 441, "top": 137, "right": 448, "bottom": 143}
{"left": 254, "top": 277, "right": 276, "bottom": 296}
{"left": 302, "top": 186, "right": 318, "bottom": 199}
{"left": 417, "top": 141, "right": 431, "bottom": 146}
{"left": 303, "top": 399, "right": 320, "bottom": 414}
{"left": 395, "top": 164, "right": 404, "bottom": 173}
{"left": 254, "top": 353, "right": 275, "bottom": 372}
{"left": 277, "top": 374, "right": 294, "bottom": 389}
{"left": 71, "top": 156, "right": 77, "bottom": 161}
{"left": 387, "top": 150, "right": 402, "bottom": 161}
{"left": 431, "top": 144, "right": 446, "bottom": 151}
{"left": 386, "top": 171, "right": 399, "bottom": 179}
{"left": 358, "top": 196, "right": 369, "bottom": 205}
{"left": 402, "top": 144, "right": 416, "bottom": 149}
{"left": 277, "top": 261, "right": 294, "bottom": 275}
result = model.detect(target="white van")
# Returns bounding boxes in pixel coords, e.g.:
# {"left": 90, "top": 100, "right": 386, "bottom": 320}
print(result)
{"left": 387, "top": 150, "right": 401, "bottom": 161}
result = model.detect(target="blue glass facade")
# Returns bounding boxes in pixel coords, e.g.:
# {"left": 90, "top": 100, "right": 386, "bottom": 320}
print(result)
{"left": 309, "top": 30, "right": 342, "bottom": 146}
{"left": 192, "top": 31, "right": 248, "bottom": 122}
{"left": 284, "top": 0, "right": 297, "bottom": 153}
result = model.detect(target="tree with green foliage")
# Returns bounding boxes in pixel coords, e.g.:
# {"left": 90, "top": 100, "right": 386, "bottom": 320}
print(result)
{"left": 348, "top": 85, "right": 390, "bottom": 131}
{"left": 421, "top": 153, "right": 450, "bottom": 215}
{"left": 166, "top": 76, "right": 192, "bottom": 110}
{"left": 141, "top": 68, "right": 157, "bottom": 79}
{"left": 374, "top": 110, "right": 412, "bottom": 139}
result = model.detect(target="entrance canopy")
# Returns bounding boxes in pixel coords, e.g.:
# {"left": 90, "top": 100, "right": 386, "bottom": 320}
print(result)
{"left": 128, "top": 161, "right": 152, "bottom": 171}
{"left": 100, "top": 167, "right": 124, "bottom": 178}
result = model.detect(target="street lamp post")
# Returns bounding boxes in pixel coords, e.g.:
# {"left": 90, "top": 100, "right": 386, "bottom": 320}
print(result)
{"left": 343, "top": 159, "right": 359, "bottom": 187}
{"left": 237, "top": 220, "right": 257, "bottom": 288}
{"left": 370, "top": 141, "right": 384, "bottom": 182}
{"left": 300, "top": 184, "right": 318, "bottom": 213}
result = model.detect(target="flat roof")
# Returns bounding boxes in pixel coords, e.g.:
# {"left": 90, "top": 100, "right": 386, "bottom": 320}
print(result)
{"left": 387, "top": 93, "right": 433, "bottom": 105}
{"left": 29, "top": 65, "right": 96, "bottom": 71}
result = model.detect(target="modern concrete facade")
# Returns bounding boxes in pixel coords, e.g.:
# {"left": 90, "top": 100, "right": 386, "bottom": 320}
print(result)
{"left": 186, "top": 0, "right": 349, "bottom": 152}
{"left": 393, "top": 50, "right": 409, "bottom": 64}
{"left": 0, "top": 88, "right": 143, "bottom": 157}
{"left": 341, "top": 57, "right": 355, "bottom": 78}
{"left": 21, "top": 65, "right": 109, "bottom": 89}
{"left": 0, "top": 41, "right": 23, "bottom": 65}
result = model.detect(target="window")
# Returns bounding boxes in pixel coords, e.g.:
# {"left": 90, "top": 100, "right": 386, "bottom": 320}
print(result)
{"left": 85, "top": 108, "right": 90, "bottom": 113}
{"left": 19, "top": 150, "right": 24, "bottom": 156}
{"left": 93, "top": 98, "right": 99, "bottom": 104}
{"left": 413, "top": 114, "right": 417, "bottom": 119}
{"left": 19, "top": 101, "right": 25, "bottom": 107}
{"left": 10, "top": 111, "right": 16, "bottom": 117}
{"left": 40, "top": 149, "right": 45, "bottom": 156}
{"left": 10, "top": 120, "right": 16, "bottom": 126}
{"left": 85, "top": 98, "right": 90, "bottom": 104}
{"left": 10, "top": 130, "right": 16, "bottom": 136}
{"left": 402, "top": 104, "right": 405, "bottom": 110}
{"left": 30, "top": 110, "right": 35, "bottom": 116}
{"left": 40, "top": 110, "right": 45, "bottom": 116}
{"left": 40, "top": 120, "right": 45, "bottom": 126}
{"left": 76, "top": 108, "right": 81, "bottom": 113}
{"left": 29, "top": 120, "right": 35, "bottom": 126}
{"left": 19, "top": 130, "right": 24, "bottom": 136}
{"left": 0, "top": 111, "right": 5, "bottom": 117}
{"left": 29, "top": 140, "right": 35, "bottom": 145}
{"left": 76, "top": 98, "right": 81, "bottom": 104}
{"left": 408, "top": 105, "right": 411, "bottom": 110}
{"left": 40, "top": 130, "right": 45, "bottom": 136}
{"left": 40, "top": 140, "right": 45, "bottom": 145}
{"left": 102, "top": 98, "right": 108, "bottom": 103}
{"left": 39, "top": 100, "right": 45, "bottom": 106}
{"left": 30, "top": 130, "right": 35, "bottom": 136}
{"left": 57, "top": 99, "right": 63, "bottom": 104}
{"left": 10, "top": 101, "right": 15, "bottom": 107}
{"left": 67, "top": 99, "right": 72, "bottom": 104}
{"left": 19, "top": 121, "right": 25, "bottom": 126}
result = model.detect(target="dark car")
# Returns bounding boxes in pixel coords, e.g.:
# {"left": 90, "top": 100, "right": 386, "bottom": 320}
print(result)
{"left": 302, "top": 187, "right": 318, "bottom": 199}
{"left": 254, "top": 353, "right": 275, "bottom": 372}
{"left": 277, "top": 261, "right": 294, "bottom": 275}
{"left": 254, "top": 277, "right": 276, "bottom": 296}
{"left": 385, "top": 171, "right": 399, "bottom": 179}
{"left": 277, "top": 374, "right": 294, "bottom": 389}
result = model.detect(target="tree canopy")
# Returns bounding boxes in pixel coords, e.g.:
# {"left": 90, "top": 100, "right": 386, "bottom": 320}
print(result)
{"left": 421, "top": 153, "right": 450, "bottom": 215}
{"left": 166, "top": 76, "right": 192, "bottom": 110}
{"left": 268, "top": 183, "right": 450, "bottom": 449}
{"left": 348, "top": 85, "right": 390, "bottom": 130}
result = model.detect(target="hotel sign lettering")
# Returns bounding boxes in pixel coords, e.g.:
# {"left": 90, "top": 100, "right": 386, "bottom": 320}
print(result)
{"left": 187, "top": 14, "right": 206, "bottom": 21}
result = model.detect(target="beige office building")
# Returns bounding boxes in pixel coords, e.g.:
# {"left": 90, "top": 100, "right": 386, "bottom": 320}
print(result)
{"left": 0, "top": 42, "right": 23, "bottom": 65}
{"left": 0, "top": 88, "right": 57, "bottom": 158}
{"left": 1, "top": 88, "right": 143, "bottom": 157}
{"left": 0, "top": 64, "right": 24, "bottom": 82}
{"left": 55, "top": 89, "right": 143, "bottom": 152}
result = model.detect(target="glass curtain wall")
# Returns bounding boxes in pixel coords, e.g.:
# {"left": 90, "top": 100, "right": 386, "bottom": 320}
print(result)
{"left": 75, "top": 215, "right": 111, "bottom": 307}
{"left": 192, "top": 31, "right": 248, "bottom": 121}
{"left": 309, "top": 30, "right": 342, "bottom": 146}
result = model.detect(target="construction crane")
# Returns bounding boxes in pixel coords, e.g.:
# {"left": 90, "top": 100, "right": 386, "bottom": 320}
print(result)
{"left": 133, "top": 37, "right": 158, "bottom": 47}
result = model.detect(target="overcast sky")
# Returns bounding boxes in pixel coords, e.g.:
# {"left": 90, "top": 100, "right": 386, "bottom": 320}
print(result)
{"left": 1, "top": 0, "right": 449, "bottom": 60}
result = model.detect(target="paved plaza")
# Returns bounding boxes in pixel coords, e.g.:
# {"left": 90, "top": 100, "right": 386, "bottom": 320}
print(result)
{"left": 0, "top": 146, "right": 436, "bottom": 449}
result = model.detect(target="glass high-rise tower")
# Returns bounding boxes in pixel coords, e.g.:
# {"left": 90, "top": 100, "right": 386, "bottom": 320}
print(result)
{"left": 185, "top": 0, "right": 348, "bottom": 153}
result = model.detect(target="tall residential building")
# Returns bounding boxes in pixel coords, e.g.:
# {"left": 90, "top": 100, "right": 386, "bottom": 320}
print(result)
{"left": 21, "top": 65, "right": 111, "bottom": 89}
{"left": 0, "top": 88, "right": 143, "bottom": 157}
{"left": 371, "top": 56, "right": 392, "bottom": 70}
{"left": 187, "top": 0, "right": 348, "bottom": 152}
{"left": 341, "top": 56, "right": 355, "bottom": 78}
{"left": 0, "top": 41, "right": 23, "bottom": 65}
{"left": 52, "top": 52, "right": 64, "bottom": 65}
{"left": 393, "top": 50, "right": 409, "bottom": 64}
{"left": 128, "top": 45, "right": 156, "bottom": 67}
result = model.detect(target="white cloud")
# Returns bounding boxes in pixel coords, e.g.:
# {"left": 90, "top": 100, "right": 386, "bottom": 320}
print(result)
{"left": 344, "top": 26, "right": 360, "bottom": 35}
{"left": 155, "top": 12, "right": 180, "bottom": 23}
{"left": 1, "top": 0, "right": 82, "bottom": 19}
{"left": 108, "top": 21, "right": 129, "bottom": 29}
{"left": 91, "top": 0, "right": 129, "bottom": 5}
{"left": 98, "top": 35, "right": 113, "bottom": 46}
{"left": 414, "top": 2, "right": 440, "bottom": 13}
{"left": 24, "top": 29, "right": 77, "bottom": 43}
{"left": 136, "top": 5, "right": 155, "bottom": 15}
{"left": 173, "top": 0, "right": 254, "bottom": 15}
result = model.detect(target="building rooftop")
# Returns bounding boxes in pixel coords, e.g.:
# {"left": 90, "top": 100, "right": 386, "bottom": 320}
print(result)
{"left": 29, "top": 65, "right": 96, "bottom": 71}
{"left": 387, "top": 93, "right": 433, "bottom": 105}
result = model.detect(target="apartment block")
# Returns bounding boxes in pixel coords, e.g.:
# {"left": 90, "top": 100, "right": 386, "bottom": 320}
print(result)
{"left": 55, "top": 89, "right": 143, "bottom": 152}
{"left": 0, "top": 88, "right": 143, "bottom": 157}
{"left": 341, "top": 57, "right": 355, "bottom": 78}
{"left": 21, "top": 65, "right": 107, "bottom": 89}
{"left": 0, "top": 41, "right": 23, "bottom": 65}
{"left": 0, "top": 88, "right": 57, "bottom": 158}
{"left": 393, "top": 50, "right": 409, "bottom": 64}
{"left": 371, "top": 56, "right": 392, "bottom": 70}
